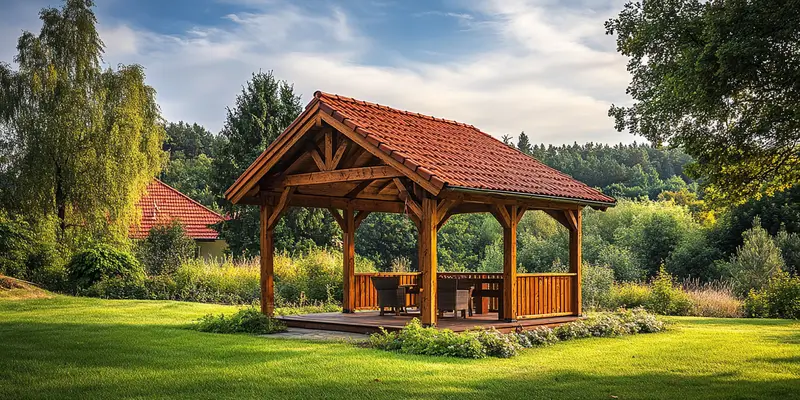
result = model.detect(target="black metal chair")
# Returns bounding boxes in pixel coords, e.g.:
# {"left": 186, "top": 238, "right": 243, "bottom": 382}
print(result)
{"left": 371, "top": 276, "right": 406, "bottom": 316}
{"left": 437, "top": 279, "right": 472, "bottom": 318}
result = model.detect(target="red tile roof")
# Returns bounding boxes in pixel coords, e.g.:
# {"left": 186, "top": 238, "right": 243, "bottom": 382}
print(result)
{"left": 131, "top": 179, "right": 224, "bottom": 240}
{"left": 315, "top": 91, "right": 616, "bottom": 205}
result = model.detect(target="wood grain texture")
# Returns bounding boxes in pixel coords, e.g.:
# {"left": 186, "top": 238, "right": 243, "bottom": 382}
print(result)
{"left": 259, "top": 202, "right": 275, "bottom": 316}
{"left": 419, "top": 196, "right": 438, "bottom": 326}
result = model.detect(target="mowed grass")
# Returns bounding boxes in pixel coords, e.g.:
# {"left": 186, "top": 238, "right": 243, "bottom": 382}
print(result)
{"left": 0, "top": 296, "right": 798, "bottom": 400}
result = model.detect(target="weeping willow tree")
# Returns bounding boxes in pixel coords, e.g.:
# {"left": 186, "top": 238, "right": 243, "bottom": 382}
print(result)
{"left": 0, "top": 0, "right": 165, "bottom": 243}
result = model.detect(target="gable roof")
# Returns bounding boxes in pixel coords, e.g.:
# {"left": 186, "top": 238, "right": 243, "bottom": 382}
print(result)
{"left": 131, "top": 179, "right": 224, "bottom": 240}
{"left": 226, "top": 91, "right": 615, "bottom": 207}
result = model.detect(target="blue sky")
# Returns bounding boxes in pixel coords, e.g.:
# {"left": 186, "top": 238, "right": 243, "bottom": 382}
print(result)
{"left": 0, "top": 0, "right": 635, "bottom": 144}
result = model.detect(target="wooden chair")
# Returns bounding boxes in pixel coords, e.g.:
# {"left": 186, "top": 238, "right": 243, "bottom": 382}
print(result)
{"left": 457, "top": 280, "right": 475, "bottom": 317}
{"left": 437, "top": 279, "right": 472, "bottom": 318}
{"left": 371, "top": 276, "right": 406, "bottom": 316}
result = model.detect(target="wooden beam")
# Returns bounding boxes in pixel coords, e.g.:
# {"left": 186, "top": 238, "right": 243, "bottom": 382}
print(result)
{"left": 449, "top": 202, "right": 493, "bottom": 214}
{"left": 259, "top": 202, "right": 275, "bottom": 317}
{"left": 569, "top": 209, "right": 583, "bottom": 316}
{"left": 280, "top": 166, "right": 403, "bottom": 187}
{"left": 419, "top": 196, "right": 438, "bottom": 326}
{"left": 283, "top": 193, "right": 404, "bottom": 213}
{"left": 228, "top": 104, "right": 320, "bottom": 203}
{"left": 436, "top": 199, "right": 459, "bottom": 223}
{"left": 564, "top": 209, "right": 579, "bottom": 231}
{"left": 492, "top": 204, "right": 512, "bottom": 229}
{"left": 328, "top": 208, "right": 345, "bottom": 230}
{"left": 342, "top": 206, "right": 356, "bottom": 313}
{"left": 439, "top": 190, "right": 584, "bottom": 212}
{"left": 503, "top": 205, "right": 518, "bottom": 322}
{"left": 329, "top": 140, "right": 348, "bottom": 170}
{"left": 394, "top": 178, "right": 422, "bottom": 219}
{"left": 318, "top": 112, "right": 443, "bottom": 195}
{"left": 354, "top": 210, "right": 371, "bottom": 229}
{"left": 516, "top": 206, "right": 528, "bottom": 224}
{"left": 436, "top": 210, "right": 454, "bottom": 230}
{"left": 267, "top": 186, "right": 295, "bottom": 230}
{"left": 545, "top": 209, "right": 571, "bottom": 230}
{"left": 324, "top": 129, "right": 333, "bottom": 168}
{"left": 345, "top": 179, "right": 373, "bottom": 198}
{"left": 309, "top": 148, "right": 326, "bottom": 171}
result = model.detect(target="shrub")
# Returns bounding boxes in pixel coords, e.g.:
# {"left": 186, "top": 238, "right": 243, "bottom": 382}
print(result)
{"left": 369, "top": 311, "right": 665, "bottom": 359}
{"left": 646, "top": 267, "right": 692, "bottom": 315}
{"left": 723, "top": 217, "right": 784, "bottom": 297}
{"left": 136, "top": 220, "right": 196, "bottom": 276}
{"left": 744, "top": 273, "right": 800, "bottom": 319}
{"left": 471, "top": 328, "right": 521, "bottom": 358}
{"left": 66, "top": 244, "right": 145, "bottom": 290}
{"left": 581, "top": 262, "right": 614, "bottom": 310}
{"left": 194, "top": 307, "right": 287, "bottom": 334}
{"left": 86, "top": 276, "right": 147, "bottom": 299}
{"left": 172, "top": 258, "right": 259, "bottom": 304}
{"left": 607, "top": 282, "right": 651, "bottom": 309}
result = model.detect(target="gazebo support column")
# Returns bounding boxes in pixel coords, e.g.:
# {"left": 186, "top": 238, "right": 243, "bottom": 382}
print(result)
{"left": 569, "top": 209, "right": 583, "bottom": 316}
{"left": 419, "top": 196, "right": 438, "bottom": 327}
{"left": 259, "top": 203, "right": 275, "bottom": 317}
{"left": 342, "top": 206, "right": 356, "bottom": 313}
{"left": 502, "top": 205, "right": 519, "bottom": 322}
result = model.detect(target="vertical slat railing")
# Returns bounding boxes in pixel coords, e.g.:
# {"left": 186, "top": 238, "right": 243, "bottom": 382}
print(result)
{"left": 515, "top": 273, "right": 577, "bottom": 318}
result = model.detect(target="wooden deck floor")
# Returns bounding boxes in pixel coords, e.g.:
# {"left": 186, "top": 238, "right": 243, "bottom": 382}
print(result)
{"left": 277, "top": 311, "right": 579, "bottom": 334}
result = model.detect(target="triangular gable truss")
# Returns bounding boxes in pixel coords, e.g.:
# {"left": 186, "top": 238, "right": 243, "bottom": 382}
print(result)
{"left": 227, "top": 104, "right": 441, "bottom": 227}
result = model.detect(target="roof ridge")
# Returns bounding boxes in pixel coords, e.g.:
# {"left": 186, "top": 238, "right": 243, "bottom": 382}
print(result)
{"left": 150, "top": 178, "right": 224, "bottom": 220}
{"left": 314, "top": 91, "right": 479, "bottom": 130}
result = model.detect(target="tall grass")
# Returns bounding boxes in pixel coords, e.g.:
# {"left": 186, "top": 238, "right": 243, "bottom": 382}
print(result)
{"left": 604, "top": 278, "right": 743, "bottom": 318}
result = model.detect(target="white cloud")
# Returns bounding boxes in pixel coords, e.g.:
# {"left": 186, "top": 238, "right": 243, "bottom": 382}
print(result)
{"left": 0, "top": 0, "right": 636, "bottom": 145}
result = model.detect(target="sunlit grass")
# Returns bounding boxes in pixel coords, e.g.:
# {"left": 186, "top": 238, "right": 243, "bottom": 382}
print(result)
{"left": 1, "top": 295, "right": 798, "bottom": 400}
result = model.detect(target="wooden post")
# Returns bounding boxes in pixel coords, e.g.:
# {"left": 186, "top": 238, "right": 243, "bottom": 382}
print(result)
{"left": 259, "top": 202, "right": 275, "bottom": 317}
{"left": 419, "top": 196, "right": 438, "bottom": 326}
{"left": 342, "top": 206, "right": 356, "bottom": 313}
{"left": 503, "top": 205, "right": 518, "bottom": 322}
{"left": 569, "top": 209, "right": 583, "bottom": 316}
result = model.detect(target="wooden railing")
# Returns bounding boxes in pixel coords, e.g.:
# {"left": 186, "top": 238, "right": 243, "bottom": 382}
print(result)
{"left": 354, "top": 272, "right": 576, "bottom": 318}
{"left": 516, "top": 273, "right": 576, "bottom": 318}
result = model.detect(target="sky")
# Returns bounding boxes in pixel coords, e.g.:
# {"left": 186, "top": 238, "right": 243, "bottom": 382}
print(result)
{"left": 0, "top": 0, "right": 638, "bottom": 145}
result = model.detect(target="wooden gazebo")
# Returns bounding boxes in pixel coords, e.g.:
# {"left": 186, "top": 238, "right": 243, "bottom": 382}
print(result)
{"left": 225, "top": 91, "right": 615, "bottom": 329}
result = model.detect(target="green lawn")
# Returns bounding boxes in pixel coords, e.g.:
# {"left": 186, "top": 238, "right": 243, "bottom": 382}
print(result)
{"left": 1, "top": 296, "right": 798, "bottom": 400}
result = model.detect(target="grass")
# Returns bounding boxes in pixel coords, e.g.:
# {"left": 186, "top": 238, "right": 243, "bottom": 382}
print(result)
{"left": 1, "top": 295, "right": 798, "bottom": 400}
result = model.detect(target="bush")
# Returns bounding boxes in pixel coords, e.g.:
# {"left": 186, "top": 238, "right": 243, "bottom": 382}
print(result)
{"left": 194, "top": 307, "right": 287, "bottom": 334}
{"left": 66, "top": 244, "right": 145, "bottom": 291}
{"left": 744, "top": 273, "right": 800, "bottom": 319}
{"left": 646, "top": 267, "right": 692, "bottom": 315}
{"left": 0, "top": 212, "right": 66, "bottom": 290}
{"left": 86, "top": 276, "right": 147, "bottom": 299}
{"left": 369, "top": 310, "right": 665, "bottom": 359}
{"left": 136, "top": 220, "right": 196, "bottom": 276}
{"left": 607, "top": 282, "right": 651, "bottom": 309}
{"left": 723, "top": 217, "right": 785, "bottom": 297}
{"left": 582, "top": 262, "right": 614, "bottom": 310}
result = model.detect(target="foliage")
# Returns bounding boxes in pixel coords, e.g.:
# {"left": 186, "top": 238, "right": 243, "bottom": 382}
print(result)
{"left": 0, "top": 0, "right": 165, "bottom": 243}
{"left": 136, "top": 220, "right": 197, "bottom": 276}
{"left": 606, "top": 0, "right": 800, "bottom": 205}
{"left": 607, "top": 282, "right": 652, "bottom": 310}
{"left": 194, "top": 307, "right": 286, "bottom": 334}
{"left": 66, "top": 245, "right": 144, "bottom": 291}
{"left": 85, "top": 275, "right": 146, "bottom": 299}
{"left": 210, "top": 71, "right": 337, "bottom": 257}
{"left": 647, "top": 267, "right": 693, "bottom": 316}
{"left": 581, "top": 263, "right": 614, "bottom": 310}
{"left": 722, "top": 217, "right": 785, "bottom": 297}
{"left": 357, "top": 213, "right": 418, "bottom": 270}
{"left": 744, "top": 273, "right": 800, "bottom": 319}
{"left": 161, "top": 154, "right": 218, "bottom": 210}
{"left": 369, "top": 310, "right": 665, "bottom": 359}
{"left": 163, "top": 121, "right": 220, "bottom": 159}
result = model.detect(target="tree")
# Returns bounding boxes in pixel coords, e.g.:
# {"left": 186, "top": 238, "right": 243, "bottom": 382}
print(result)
{"left": 210, "top": 71, "right": 337, "bottom": 257}
{"left": 723, "top": 217, "right": 784, "bottom": 296}
{"left": 517, "top": 132, "right": 532, "bottom": 155}
{"left": 0, "top": 0, "right": 165, "bottom": 241}
{"left": 163, "top": 121, "right": 220, "bottom": 159}
{"left": 136, "top": 220, "right": 196, "bottom": 276}
{"left": 606, "top": 0, "right": 800, "bottom": 205}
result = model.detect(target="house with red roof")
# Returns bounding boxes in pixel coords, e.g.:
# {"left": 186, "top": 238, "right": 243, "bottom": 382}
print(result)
{"left": 131, "top": 179, "right": 227, "bottom": 259}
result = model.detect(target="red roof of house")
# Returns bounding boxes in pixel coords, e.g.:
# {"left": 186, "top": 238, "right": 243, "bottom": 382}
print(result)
{"left": 131, "top": 179, "right": 224, "bottom": 240}
{"left": 314, "top": 92, "right": 615, "bottom": 205}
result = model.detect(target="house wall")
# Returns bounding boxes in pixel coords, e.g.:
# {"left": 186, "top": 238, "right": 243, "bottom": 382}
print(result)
{"left": 197, "top": 240, "right": 228, "bottom": 260}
